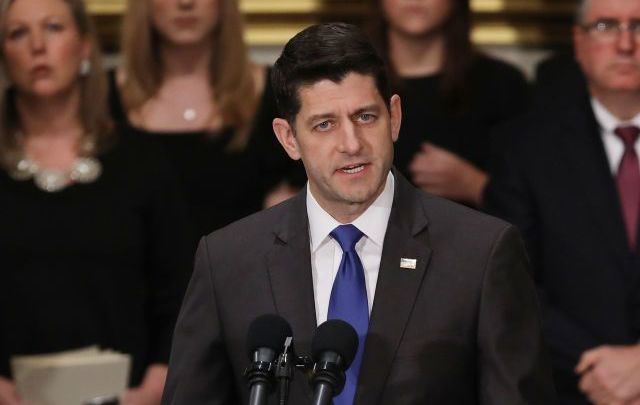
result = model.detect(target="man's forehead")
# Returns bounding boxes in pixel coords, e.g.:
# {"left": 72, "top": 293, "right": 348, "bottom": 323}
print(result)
{"left": 297, "top": 73, "right": 384, "bottom": 114}
{"left": 583, "top": 0, "right": 640, "bottom": 19}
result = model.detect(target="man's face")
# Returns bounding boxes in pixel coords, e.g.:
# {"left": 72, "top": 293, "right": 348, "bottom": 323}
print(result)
{"left": 574, "top": 0, "right": 640, "bottom": 95}
{"left": 273, "top": 72, "right": 401, "bottom": 221}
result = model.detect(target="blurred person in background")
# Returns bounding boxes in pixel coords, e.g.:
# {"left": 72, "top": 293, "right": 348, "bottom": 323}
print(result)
{"left": 533, "top": 50, "right": 586, "bottom": 109}
{"left": 366, "top": 0, "right": 529, "bottom": 207}
{"left": 0, "top": 0, "right": 192, "bottom": 403}
{"left": 111, "top": 0, "right": 294, "bottom": 249}
{"left": 485, "top": 0, "right": 640, "bottom": 403}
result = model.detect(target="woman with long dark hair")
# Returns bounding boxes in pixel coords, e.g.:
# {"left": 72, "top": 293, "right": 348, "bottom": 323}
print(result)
{"left": 367, "top": 0, "right": 529, "bottom": 206}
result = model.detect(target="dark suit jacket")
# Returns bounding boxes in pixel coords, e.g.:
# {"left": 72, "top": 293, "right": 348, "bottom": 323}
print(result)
{"left": 485, "top": 91, "right": 640, "bottom": 404}
{"left": 533, "top": 52, "right": 586, "bottom": 110}
{"left": 162, "top": 171, "right": 555, "bottom": 404}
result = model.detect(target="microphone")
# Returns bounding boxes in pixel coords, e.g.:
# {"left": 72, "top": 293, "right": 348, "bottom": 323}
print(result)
{"left": 275, "top": 336, "right": 294, "bottom": 405}
{"left": 245, "top": 314, "right": 293, "bottom": 405}
{"left": 310, "top": 319, "right": 359, "bottom": 405}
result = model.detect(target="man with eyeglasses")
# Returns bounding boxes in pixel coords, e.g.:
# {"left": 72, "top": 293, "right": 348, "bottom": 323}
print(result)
{"left": 485, "top": 0, "right": 640, "bottom": 404}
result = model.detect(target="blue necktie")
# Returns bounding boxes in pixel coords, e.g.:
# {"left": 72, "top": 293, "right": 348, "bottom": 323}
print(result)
{"left": 327, "top": 224, "right": 369, "bottom": 405}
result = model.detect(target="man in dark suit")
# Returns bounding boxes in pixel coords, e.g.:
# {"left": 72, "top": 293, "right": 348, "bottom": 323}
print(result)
{"left": 485, "top": 0, "right": 640, "bottom": 403}
{"left": 162, "top": 23, "right": 554, "bottom": 404}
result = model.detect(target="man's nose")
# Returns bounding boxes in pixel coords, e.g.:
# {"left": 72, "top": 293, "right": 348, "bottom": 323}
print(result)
{"left": 337, "top": 123, "right": 363, "bottom": 155}
{"left": 617, "top": 27, "right": 636, "bottom": 53}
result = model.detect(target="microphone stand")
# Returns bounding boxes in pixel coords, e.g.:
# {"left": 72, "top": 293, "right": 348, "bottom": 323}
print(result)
{"left": 275, "top": 337, "right": 294, "bottom": 405}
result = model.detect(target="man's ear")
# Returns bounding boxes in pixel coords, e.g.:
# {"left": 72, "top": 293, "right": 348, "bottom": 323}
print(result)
{"left": 389, "top": 94, "right": 402, "bottom": 143}
{"left": 273, "top": 118, "right": 302, "bottom": 160}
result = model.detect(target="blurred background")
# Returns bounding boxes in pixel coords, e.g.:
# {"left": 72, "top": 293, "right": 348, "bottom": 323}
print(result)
{"left": 87, "top": 0, "right": 577, "bottom": 78}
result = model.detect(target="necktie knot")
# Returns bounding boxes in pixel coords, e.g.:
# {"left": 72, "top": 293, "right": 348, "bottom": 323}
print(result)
{"left": 614, "top": 126, "right": 640, "bottom": 149}
{"left": 330, "top": 224, "right": 364, "bottom": 253}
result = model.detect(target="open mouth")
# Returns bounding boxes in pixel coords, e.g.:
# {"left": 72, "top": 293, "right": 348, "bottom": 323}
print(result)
{"left": 339, "top": 164, "right": 365, "bottom": 174}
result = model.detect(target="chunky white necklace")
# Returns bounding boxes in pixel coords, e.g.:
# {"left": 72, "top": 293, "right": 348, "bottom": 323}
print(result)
{"left": 9, "top": 134, "right": 102, "bottom": 192}
{"left": 10, "top": 156, "right": 102, "bottom": 192}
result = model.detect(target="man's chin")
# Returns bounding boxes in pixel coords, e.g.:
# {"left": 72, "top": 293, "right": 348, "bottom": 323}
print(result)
{"left": 604, "top": 69, "right": 640, "bottom": 88}
{"left": 593, "top": 76, "right": 640, "bottom": 94}
{"left": 609, "top": 81, "right": 640, "bottom": 93}
{"left": 339, "top": 193, "right": 373, "bottom": 206}
{"left": 335, "top": 185, "right": 385, "bottom": 207}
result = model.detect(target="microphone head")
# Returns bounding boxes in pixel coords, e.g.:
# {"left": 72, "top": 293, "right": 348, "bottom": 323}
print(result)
{"left": 311, "top": 319, "right": 359, "bottom": 369}
{"left": 246, "top": 314, "right": 293, "bottom": 360}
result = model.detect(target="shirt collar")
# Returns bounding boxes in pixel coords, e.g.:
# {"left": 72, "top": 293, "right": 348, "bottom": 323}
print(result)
{"left": 591, "top": 97, "right": 640, "bottom": 133}
{"left": 306, "top": 171, "right": 395, "bottom": 252}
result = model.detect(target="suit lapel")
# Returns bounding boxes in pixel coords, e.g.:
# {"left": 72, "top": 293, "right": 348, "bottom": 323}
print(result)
{"left": 266, "top": 191, "right": 317, "bottom": 399}
{"left": 558, "top": 97, "right": 630, "bottom": 268}
{"left": 356, "top": 172, "right": 432, "bottom": 404}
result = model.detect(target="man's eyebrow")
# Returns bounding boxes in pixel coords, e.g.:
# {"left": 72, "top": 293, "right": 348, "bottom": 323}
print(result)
{"left": 305, "top": 112, "right": 336, "bottom": 126}
{"left": 304, "top": 104, "right": 382, "bottom": 125}
{"left": 352, "top": 104, "right": 382, "bottom": 116}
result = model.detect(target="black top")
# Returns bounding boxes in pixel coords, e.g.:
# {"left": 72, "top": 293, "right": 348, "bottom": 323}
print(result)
{"left": 394, "top": 54, "right": 530, "bottom": 186}
{"left": 108, "top": 70, "right": 296, "bottom": 245}
{"left": 0, "top": 134, "right": 193, "bottom": 386}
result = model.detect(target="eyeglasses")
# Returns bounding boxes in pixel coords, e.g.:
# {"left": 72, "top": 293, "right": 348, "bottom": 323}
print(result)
{"left": 581, "top": 18, "right": 640, "bottom": 42}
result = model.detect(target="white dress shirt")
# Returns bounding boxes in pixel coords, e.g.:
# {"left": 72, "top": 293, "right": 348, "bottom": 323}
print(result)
{"left": 591, "top": 98, "right": 640, "bottom": 175}
{"left": 306, "top": 172, "right": 394, "bottom": 325}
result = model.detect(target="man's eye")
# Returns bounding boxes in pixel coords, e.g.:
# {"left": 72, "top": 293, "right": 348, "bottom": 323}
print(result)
{"left": 358, "top": 113, "right": 374, "bottom": 122}
{"left": 315, "top": 121, "right": 332, "bottom": 131}
{"left": 595, "top": 20, "right": 618, "bottom": 32}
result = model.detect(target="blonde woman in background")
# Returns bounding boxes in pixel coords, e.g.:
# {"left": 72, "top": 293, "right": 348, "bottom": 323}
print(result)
{"left": 0, "top": 0, "right": 192, "bottom": 403}
{"left": 111, "top": 0, "right": 295, "bottom": 249}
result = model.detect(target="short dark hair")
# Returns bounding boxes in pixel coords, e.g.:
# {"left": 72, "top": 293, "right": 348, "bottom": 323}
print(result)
{"left": 271, "top": 22, "right": 391, "bottom": 124}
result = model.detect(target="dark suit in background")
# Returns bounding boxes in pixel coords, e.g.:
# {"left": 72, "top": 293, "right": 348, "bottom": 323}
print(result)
{"left": 484, "top": 89, "right": 640, "bottom": 404}
{"left": 162, "top": 172, "right": 555, "bottom": 404}
{"left": 533, "top": 51, "right": 586, "bottom": 109}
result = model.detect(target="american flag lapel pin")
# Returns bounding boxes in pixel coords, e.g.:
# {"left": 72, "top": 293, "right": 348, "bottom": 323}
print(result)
{"left": 400, "top": 258, "right": 417, "bottom": 270}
